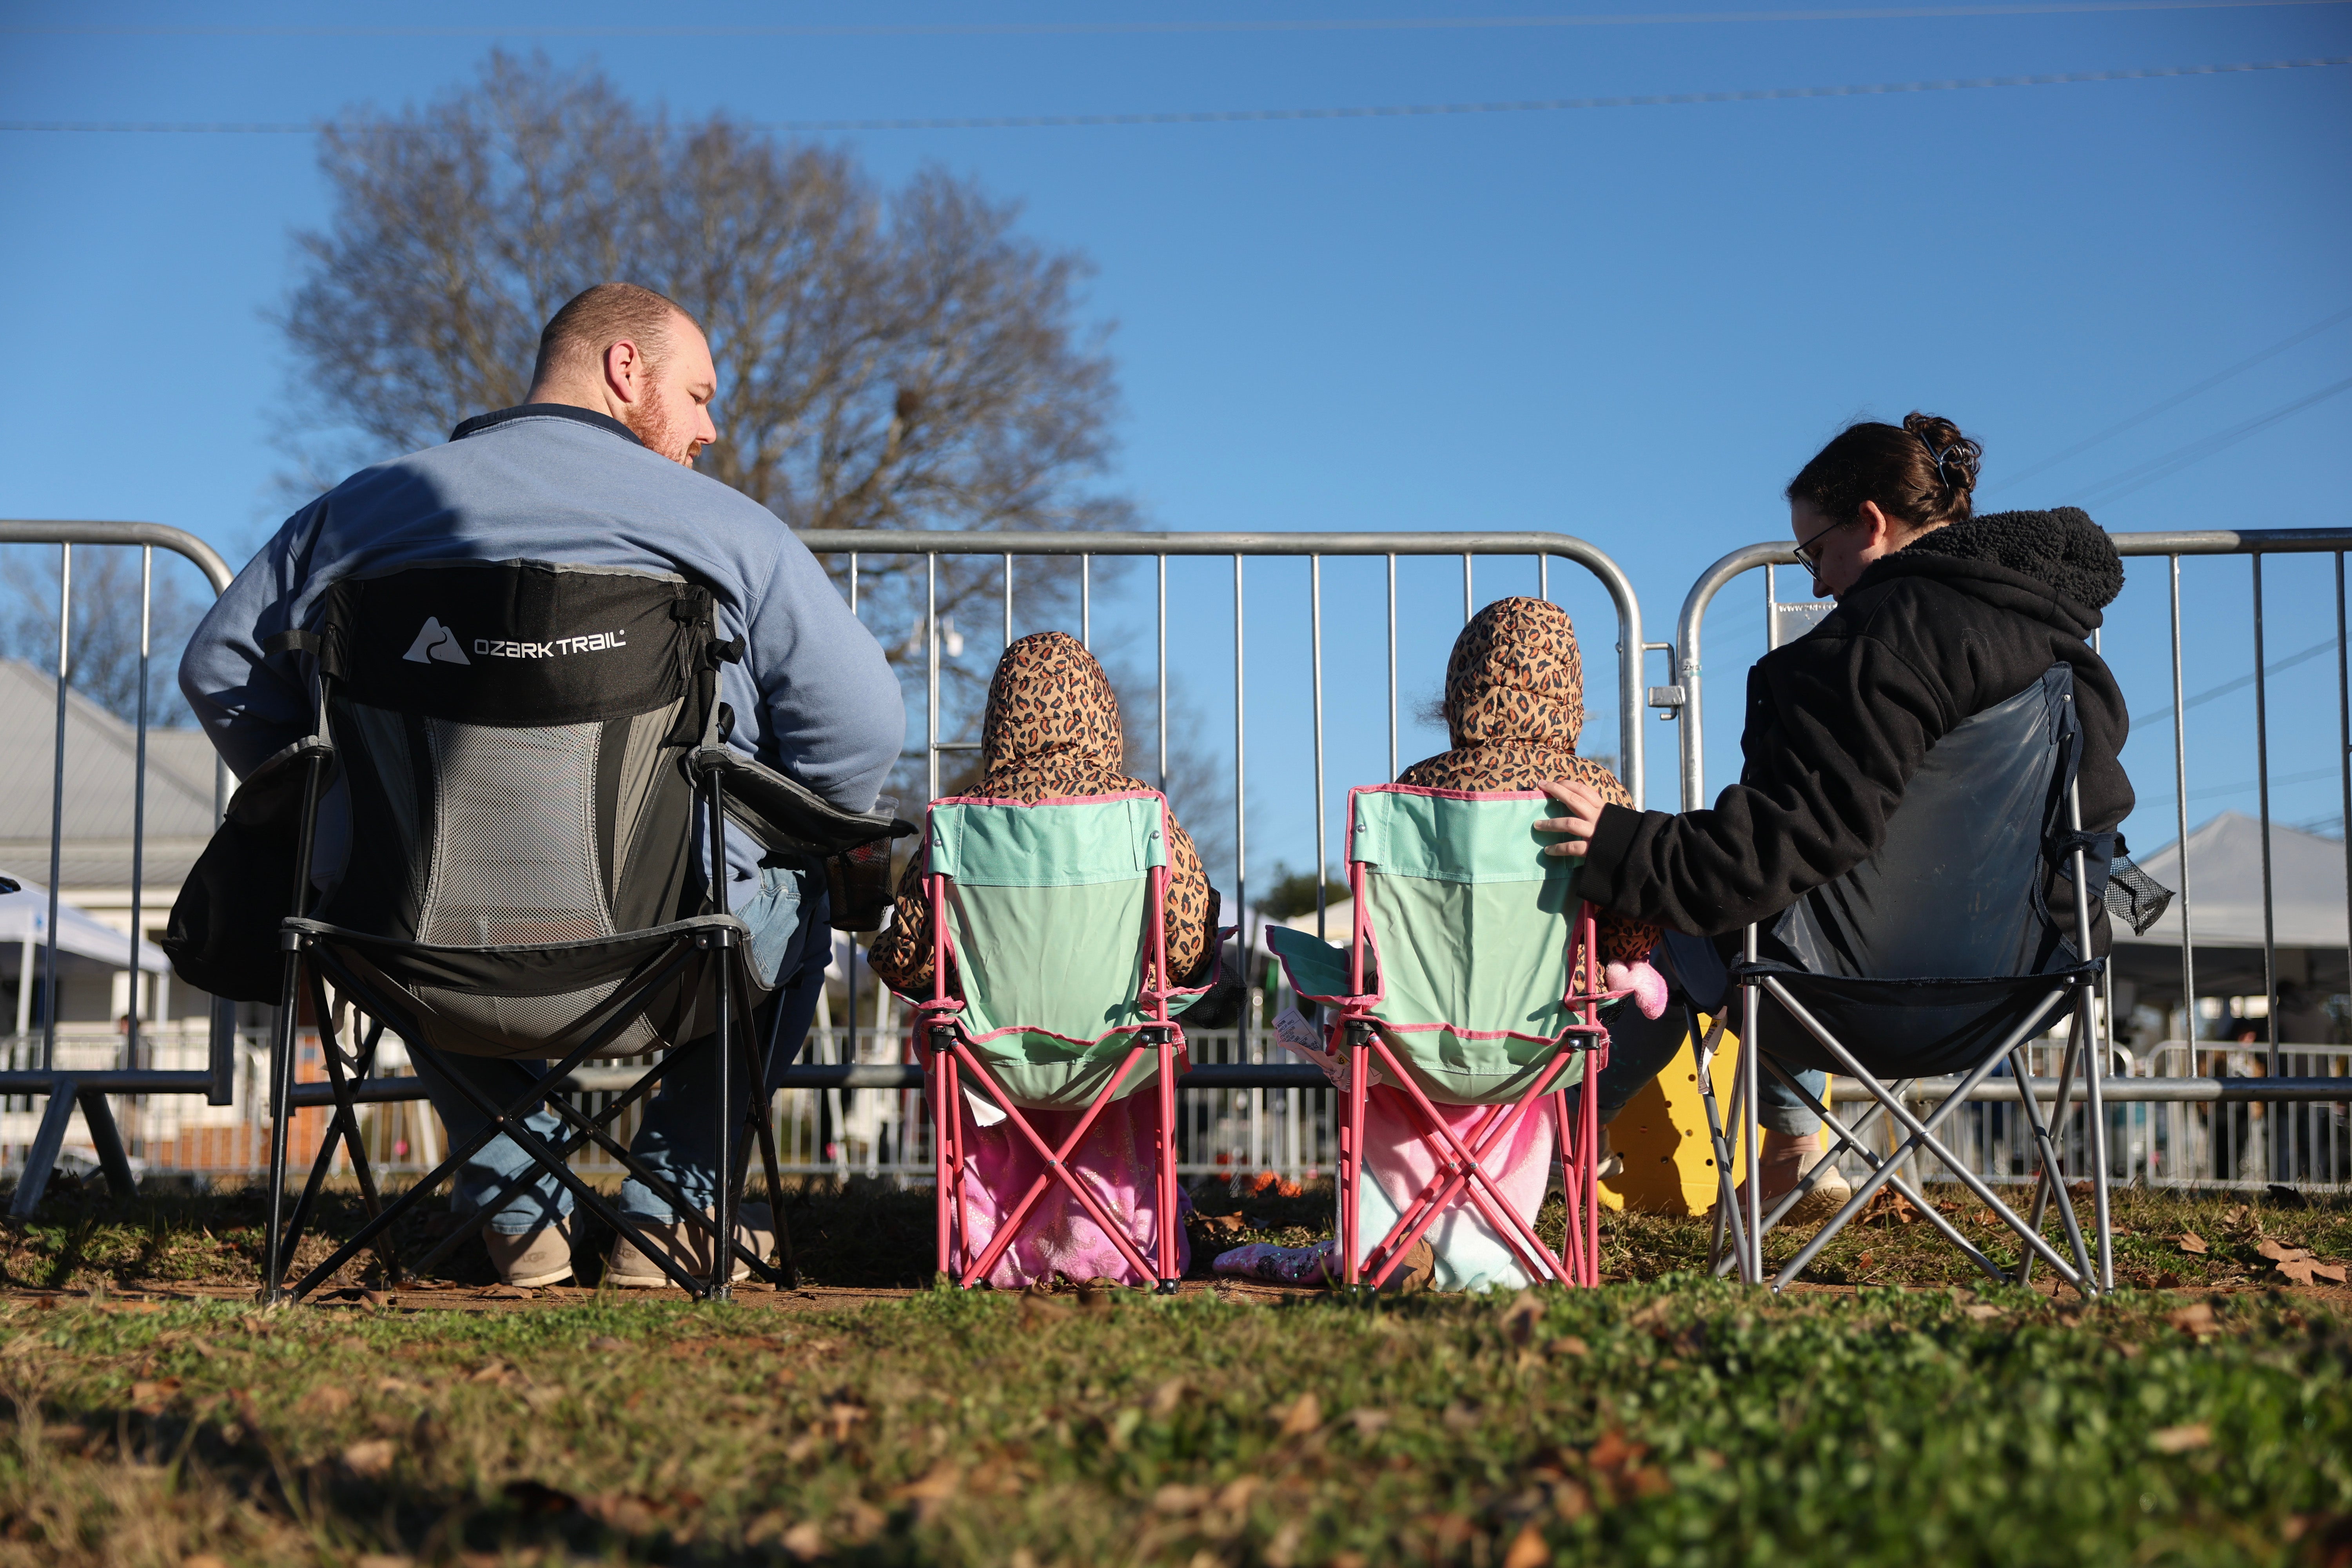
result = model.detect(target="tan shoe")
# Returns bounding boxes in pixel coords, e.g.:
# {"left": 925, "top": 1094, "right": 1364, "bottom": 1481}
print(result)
{"left": 484, "top": 1219, "right": 575, "bottom": 1288}
{"left": 604, "top": 1203, "right": 776, "bottom": 1288}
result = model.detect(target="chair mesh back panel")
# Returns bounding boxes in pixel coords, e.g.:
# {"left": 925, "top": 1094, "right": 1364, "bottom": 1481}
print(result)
{"left": 420, "top": 718, "right": 612, "bottom": 946}
{"left": 1770, "top": 664, "right": 2079, "bottom": 982}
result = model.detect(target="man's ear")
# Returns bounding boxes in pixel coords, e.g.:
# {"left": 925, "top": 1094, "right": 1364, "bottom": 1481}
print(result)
{"left": 603, "top": 338, "right": 646, "bottom": 404}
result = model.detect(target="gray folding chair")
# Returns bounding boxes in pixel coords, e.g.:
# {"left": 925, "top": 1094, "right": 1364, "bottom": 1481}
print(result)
{"left": 1698, "top": 664, "right": 2163, "bottom": 1297}
{"left": 241, "top": 558, "right": 907, "bottom": 1302}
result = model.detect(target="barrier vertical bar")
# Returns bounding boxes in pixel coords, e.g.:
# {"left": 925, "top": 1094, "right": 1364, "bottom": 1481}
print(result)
{"left": 1234, "top": 555, "right": 1248, "bottom": 1062}
{"left": 1539, "top": 553, "right": 1548, "bottom": 601}
{"left": 43, "top": 544, "right": 69, "bottom": 1073}
{"left": 2252, "top": 555, "right": 2280, "bottom": 1178}
{"left": 861, "top": 552, "right": 870, "bottom": 1105}
{"left": 1462, "top": 554, "right": 1472, "bottom": 623}
{"left": 1313, "top": 555, "right": 1326, "bottom": 942}
{"left": 2339, "top": 556, "right": 2351, "bottom": 1123}
{"left": 1156, "top": 555, "right": 1168, "bottom": 791}
{"left": 2171, "top": 557, "right": 2194, "bottom": 1098}
{"left": 926, "top": 554, "right": 940, "bottom": 804}
{"left": 1004, "top": 553, "right": 1013, "bottom": 648}
{"left": 129, "top": 547, "right": 151, "bottom": 1074}
{"left": 849, "top": 552, "right": 859, "bottom": 615}
{"left": 1387, "top": 554, "right": 1398, "bottom": 780}
{"left": 1081, "top": 554, "right": 1091, "bottom": 649}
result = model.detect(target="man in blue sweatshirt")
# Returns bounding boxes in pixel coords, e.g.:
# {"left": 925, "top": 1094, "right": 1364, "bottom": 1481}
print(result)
{"left": 180, "top": 282, "right": 905, "bottom": 1288}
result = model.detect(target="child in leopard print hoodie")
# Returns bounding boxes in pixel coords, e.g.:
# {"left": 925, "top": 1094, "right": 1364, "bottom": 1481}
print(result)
{"left": 1397, "top": 595, "right": 1665, "bottom": 1013}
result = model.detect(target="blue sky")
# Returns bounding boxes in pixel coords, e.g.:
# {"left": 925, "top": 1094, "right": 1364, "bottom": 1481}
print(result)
{"left": 3, "top": 0, "right": 2348, "bottom": 896}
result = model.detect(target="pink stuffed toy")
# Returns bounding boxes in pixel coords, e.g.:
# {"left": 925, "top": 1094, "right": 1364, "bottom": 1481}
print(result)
{"left": 1606, "top": 958, "right": 1669, "bottom": 1020}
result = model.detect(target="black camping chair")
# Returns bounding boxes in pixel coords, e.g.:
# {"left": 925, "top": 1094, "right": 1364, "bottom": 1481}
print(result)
{"left": 1691, "top": 664, "right": 2156, "bottom": 1298}
{"left": 249, "top": 559, "right": 910, "bottom": 1303}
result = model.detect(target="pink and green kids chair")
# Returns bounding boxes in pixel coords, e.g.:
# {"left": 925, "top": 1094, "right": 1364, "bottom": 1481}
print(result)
{"left": 913, "top": 790, "right": 1213, "bottom": 1292}
{"left": 1267, "top": 785, "right": 1619, "bottom": 1290}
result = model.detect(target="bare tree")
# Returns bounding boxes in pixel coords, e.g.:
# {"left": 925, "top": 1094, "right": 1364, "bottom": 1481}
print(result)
{"left": 279, "top": 51, "right": 1132, "bottom": 762}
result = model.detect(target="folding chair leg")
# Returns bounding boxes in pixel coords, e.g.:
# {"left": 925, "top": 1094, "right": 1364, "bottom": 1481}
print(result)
{"left": 2020, "top": 1020, "right": 2082, "bottom": 1287}
{"left": 1697, "top": 1018, "right": 1753, "bottom": 1282}
{"left": 1155, "top": 1031, "right": 1180, "bottom": 1292}
{"left": 743, "top": 977, "right": 796, "bottom": 1289}
{"left": 261, "top": 943, "right": 306, "bottom": 1304}
{"left": 2006, "top": 1043, "right": 2097, "bottom": 1296}
{"left": 2081, "top": 978, "right": 2114, "bottom": 1292}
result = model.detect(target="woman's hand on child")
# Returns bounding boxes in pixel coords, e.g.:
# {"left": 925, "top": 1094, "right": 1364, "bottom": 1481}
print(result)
{"left": 1535, "top": 779, "right": 1607, "bottom": 856}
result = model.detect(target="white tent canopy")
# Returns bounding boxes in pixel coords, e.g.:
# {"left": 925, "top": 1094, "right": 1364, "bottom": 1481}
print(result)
{"left": 2120, "top": 810, "right": 2348, "bottom": 951}
{"left": 0, "top": 878, "right": 170, "bottom": 974}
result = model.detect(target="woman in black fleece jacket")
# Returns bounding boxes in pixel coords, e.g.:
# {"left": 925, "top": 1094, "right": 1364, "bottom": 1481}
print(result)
{"left": 1546, "top": 412, "right": 2133, "bottom": 1219}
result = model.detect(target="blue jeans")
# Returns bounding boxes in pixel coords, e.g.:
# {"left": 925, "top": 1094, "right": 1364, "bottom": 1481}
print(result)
{"left": 1593, "top": 998, "right": 1827, "bottom": 1137}
{"left": 417, "top": 866, "right": 829, "bottom": 1235}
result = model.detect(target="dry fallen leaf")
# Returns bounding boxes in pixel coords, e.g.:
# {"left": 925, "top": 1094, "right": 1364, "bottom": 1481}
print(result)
{"left": 1503, "top": 1521, "right": 1552, "bottom": 1568}
{"left": 1501, "top": 1291, "right": 1544, "bottom": 1347}
{"left": 2152, "top": 1423, "right": 2211, "bottom": 1453}
{"left": 1962, "top": 1304, "right": 2004, "bottom": 1323}
{"left": 1150, "top": 1377, "right": 1188, "bottom": 1416}
{"left": 1347, "top": 1408, "right": 1393, "bottom": 1437}
{"left": 2169, "top": 1302, "right": 2221, "bottom": 1336}
{"left": 1546, "top": 1335, "right": 1591, "bottom": 1357}
{"left": 2256, "top": 1238, "right": 2313, "bottom": 1264}
{"left": 296, "top": 1385, "right": 353, "bottom": 1417}
{"left": 340, "top": 1438, "right": 397, "bottom": 1479}
{"left": 2175, "top": 1232, "right": 2208, "bottom": 1256}
{"left": 130, "top": 1378, "right": 182, "bottom": 1412}
{"left": 1276, "top": 1391, "right": 1324, "bottom": 1437}
{"left": 1215, "top": 1475, "right": 1264, "bottom": 1511}
{"left": 780, "top": 1521, "right": 826, "bottom": 1559}
{"left": 2310, "top": 1260, "right": 2348, "bottom": 1285}
{"left": 1152, "top": 1483, "right": 1210, "bottom": 1515}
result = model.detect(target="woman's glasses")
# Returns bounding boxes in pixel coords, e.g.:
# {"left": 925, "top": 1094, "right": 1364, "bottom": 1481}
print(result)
{"left": 1792, "top": 515, "right": 1844, "bottom": 574}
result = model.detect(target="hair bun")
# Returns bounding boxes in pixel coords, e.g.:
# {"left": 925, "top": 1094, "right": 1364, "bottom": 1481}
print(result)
{"left": 1902, "top": 411, "right": 1981, "bottom": 500}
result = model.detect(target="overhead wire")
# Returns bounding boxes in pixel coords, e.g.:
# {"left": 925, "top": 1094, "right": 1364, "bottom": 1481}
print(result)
{"left": 2130, "top": 634, "right": 2339, "bottom": 731}
{"left": 1994, "top": 304, "right": 2352, "bottom": 492}
{"left": 5, "top": 0, "right": 2347, "bottom": 35}
{"left": 4, "top": 54, "right": 2344, "bottom": 133}
{"left": 2065, "top": 375, "right": 2352, "bottom": 506}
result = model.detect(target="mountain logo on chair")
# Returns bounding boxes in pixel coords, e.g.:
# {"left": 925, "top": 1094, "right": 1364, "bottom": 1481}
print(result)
{"left": 401, "top": 617, "right": 471, "bottom": 666}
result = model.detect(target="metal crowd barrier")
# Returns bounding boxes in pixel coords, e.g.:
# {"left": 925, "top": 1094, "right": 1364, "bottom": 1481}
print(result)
{"left": 1669, "top": 526, "right": 2352, "bottom": 1194}
{"left": 4, "top": 523, "right": 1645, "bottom": 1195}
{"left": 0, "top": 521, "right": 237, "bottom": 1214}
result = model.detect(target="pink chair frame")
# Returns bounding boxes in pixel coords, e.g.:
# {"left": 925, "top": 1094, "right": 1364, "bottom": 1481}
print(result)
{"left": 1328, "top": 791, "right": 1616, "bottom": 1291}
{"left": 918, "top": 792, "right": 1188, "bottom": 1292}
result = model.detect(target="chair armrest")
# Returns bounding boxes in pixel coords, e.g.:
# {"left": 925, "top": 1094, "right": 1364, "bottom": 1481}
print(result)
{"left": 689, "top": 746, "right": 915, "bottom": 858}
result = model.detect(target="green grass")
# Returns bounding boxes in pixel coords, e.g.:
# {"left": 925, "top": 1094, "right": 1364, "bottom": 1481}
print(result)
{"left": 2, "top": 1282, "right": 2349, "bottom": 1566}
{"left": 5, "top": 1174, "right": 2343, "bottom": 1298}
{"left": 0, "top": 1180, "right": 2348, "bottom": 1565}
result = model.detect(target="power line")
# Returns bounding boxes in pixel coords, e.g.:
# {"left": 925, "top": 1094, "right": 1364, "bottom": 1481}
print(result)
{"left": 4, "top": 54, "right": 2343, "bottom": 134}
{"left": 1995, "top": 304, "right": 2352, "bottom": 491}
{"left": 2067, "top": 375, "right": 2352, "bottom": 506}
{"left": 2130, "top": 635, "right": 2338, "bottom": 732}
{"left": 4, "top": 0, "right": 2345, "bottom": 35}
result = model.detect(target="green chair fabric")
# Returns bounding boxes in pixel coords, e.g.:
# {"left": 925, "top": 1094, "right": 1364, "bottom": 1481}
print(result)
{"left": 929, "top": 794, "right": 1186, "bottom": 1109}
{"left": 1271, "top": 788, "right": 1590, "bottom": 1106}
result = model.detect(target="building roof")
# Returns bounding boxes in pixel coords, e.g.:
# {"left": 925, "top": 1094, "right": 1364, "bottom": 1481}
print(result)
{"left": 0, "top": 659, "right": 219, "bottom": 899}
{"left": 2118, "top": 810, "right": 2345, "bottom": 951}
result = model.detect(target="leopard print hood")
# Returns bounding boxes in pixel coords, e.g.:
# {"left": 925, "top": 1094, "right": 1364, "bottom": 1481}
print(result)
{"left": 977, "top": 631, "right": 1125, "bottom": 791}
{"left": 1443, "top": 596, "right": 1584, "bottom": 751}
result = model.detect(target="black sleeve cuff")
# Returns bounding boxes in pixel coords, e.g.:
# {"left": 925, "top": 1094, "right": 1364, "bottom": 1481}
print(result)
{"left": 1571, "top": 802, "right": 1649, "bottom": 911}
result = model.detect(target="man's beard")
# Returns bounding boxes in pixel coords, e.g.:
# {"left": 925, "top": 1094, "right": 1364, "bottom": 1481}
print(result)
{"left": 622, "top": 396, "right": 700, "bottom": 466}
